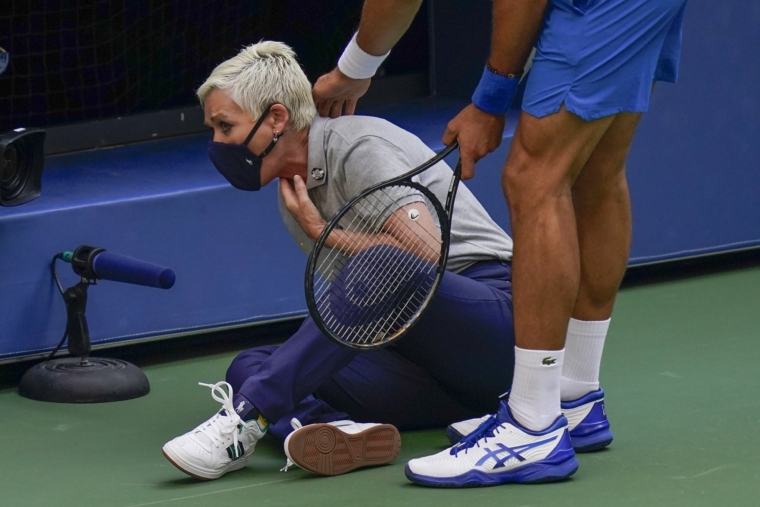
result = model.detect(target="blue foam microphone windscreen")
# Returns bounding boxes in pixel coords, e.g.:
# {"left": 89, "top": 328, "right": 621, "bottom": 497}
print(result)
{"left": 91, "top": 251, "right": 175, "bottom": 289}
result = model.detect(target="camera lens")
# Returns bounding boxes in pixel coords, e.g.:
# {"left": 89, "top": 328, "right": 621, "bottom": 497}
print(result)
{"left": 2, "top": 145, "right": 24, "bottom": 197}
{"left": 0, "top": 128, "right": 45, "bottom": 206}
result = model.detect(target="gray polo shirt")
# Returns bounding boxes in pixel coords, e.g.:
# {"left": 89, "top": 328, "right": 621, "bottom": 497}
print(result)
{"left": 278, "top": 115, "right": 513, "bottom": 273}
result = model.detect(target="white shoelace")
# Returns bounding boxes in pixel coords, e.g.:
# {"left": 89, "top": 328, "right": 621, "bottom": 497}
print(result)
{"left": 197, "top": 381, "right": 242, "bottom": 457}
{"left": 280, "top": 418, "right": 303, "bottom": 472}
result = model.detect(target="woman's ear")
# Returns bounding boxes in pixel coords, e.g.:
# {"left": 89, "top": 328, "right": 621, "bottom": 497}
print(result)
{"left": 269, "top": 104, "right": 290, "bottom": 134}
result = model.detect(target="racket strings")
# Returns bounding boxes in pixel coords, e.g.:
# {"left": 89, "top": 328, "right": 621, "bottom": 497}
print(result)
{"left": 359, "top": 201, "right": 443, "bottom": 340}
{"left": 313, "top": 190, "right": 440, "bottom": 293}
{"left": 316, "top": 187, "right": 441, "bottom": 291}
{"left": 336, "top": 208, "right": 436, "bottom": 300}
{"left": 321, "top": 251, "right": 434, "bottom": 345}
{"left": 328, "top": 246, "right": 435, "bottom": 343}
{"left": 315, "top": 227, "right": 434, "bottom": 327}
{"left": 313, "top": 187, "right": 442, "bottom": 276}
{"left": 310, "top": 184, "right": 445, "bottom": 346}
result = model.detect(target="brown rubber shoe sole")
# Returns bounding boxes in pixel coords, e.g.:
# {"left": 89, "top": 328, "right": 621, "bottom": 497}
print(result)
{"left": 286, "top": 423, "right": 401, "bottom": 476}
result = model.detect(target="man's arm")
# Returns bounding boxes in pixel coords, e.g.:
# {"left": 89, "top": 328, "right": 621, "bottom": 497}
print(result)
{"left": 355, "top": 0, "right": 423, "bottom": 55}
{"left": 442, "top": 0, "right": 547, "bottom": 180}
{"left": 312, "top": 0, "right": 423, "bottom": 118}
{"left": 488, "top": 0, "right": 546, "bottom": 76}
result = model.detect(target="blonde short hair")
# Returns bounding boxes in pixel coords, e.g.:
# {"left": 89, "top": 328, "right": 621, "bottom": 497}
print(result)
{"left": 197, "top": 41, "right": 316, "bottom": 131}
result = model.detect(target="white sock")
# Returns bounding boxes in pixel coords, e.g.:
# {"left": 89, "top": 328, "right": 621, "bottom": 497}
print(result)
{"left": 508, "top": 347, "right": 564, "bottom": 431}
{"left": 560, "top": 318, "right": 610, "bottom": 401}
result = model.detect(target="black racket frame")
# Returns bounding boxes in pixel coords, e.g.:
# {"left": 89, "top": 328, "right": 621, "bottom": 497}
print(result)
{"left": 305, "top": 142, "right": 461, "bottom": 350}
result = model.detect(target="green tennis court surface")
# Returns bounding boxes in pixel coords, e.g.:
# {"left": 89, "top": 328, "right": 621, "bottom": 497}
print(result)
{"left": 1, "top": 263, "right": 759, "bottom": 507}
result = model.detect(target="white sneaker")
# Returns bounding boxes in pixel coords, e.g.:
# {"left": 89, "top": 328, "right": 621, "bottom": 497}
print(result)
{"left": 446, "top": 415, "right": 491, "bottom": 445}
{"left": 162, "top": 381, "right": 267, "bottom": 480}
{"left": 406, "top": 401, "right": 578, "bottom": 487}
{"left": 447, "top": 389, "right": 612, "bottom": 452}
{"left": 283, "top": 419, "right": 401, "bottom": 476}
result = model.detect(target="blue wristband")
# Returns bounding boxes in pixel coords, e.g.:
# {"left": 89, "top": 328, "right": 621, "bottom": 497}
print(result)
{"left": 471, "top": 66, "right": 520, "bottom": 115}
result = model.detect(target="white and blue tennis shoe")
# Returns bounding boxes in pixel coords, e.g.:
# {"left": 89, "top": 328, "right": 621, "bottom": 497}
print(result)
{"left": 560, "top": 389, "right": 613, "bottom": 452}
{"left": 406, "top": 402, "right": 578, "bottom": 487}
{"left": 447, "top": 389, "right": 613, "bottom": 453}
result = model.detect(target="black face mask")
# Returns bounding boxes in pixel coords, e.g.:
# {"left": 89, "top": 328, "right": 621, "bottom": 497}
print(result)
{"left": 207, "top": 104, "right": 279, "bottom": 191}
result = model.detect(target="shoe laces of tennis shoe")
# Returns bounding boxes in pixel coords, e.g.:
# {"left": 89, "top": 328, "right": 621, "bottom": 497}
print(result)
{"left": 195, "top": 381, "right": 242, "bottom": 454}
{"left": 280, "top": 418, "right": 304, "bottom": 472}
{"left": 450, "top": 415, "right": 501, "bottom": 457}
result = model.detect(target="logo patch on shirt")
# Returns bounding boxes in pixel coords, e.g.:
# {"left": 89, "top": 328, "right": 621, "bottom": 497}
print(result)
{"left": 311, "top": 167, "right": 325, "bottom": 181}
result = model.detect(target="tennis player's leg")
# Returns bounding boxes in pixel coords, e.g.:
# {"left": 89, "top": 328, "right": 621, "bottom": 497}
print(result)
{"left": 407, "top": 0, "right": 688, "bottom": 486}
{"left": 571, "top": 112, "right": 641, "bottom": 323}
{"left": 406, "top": 107, "right": 617, "bottom": 487}
{"left": 499, "top": 105, "right": 617, "bottom": 433}
{"left": 447, "top": 133, "right": 639, "bottom": 448}
{"left": 558, "top": 111, "right": 643, "bottom": 452}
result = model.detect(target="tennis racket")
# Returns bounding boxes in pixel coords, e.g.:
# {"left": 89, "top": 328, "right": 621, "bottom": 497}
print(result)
{"left": 305, "top": 142, "right": 461, "bottom": 350}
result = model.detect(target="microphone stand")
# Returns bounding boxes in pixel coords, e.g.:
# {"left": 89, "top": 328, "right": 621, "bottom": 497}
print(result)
{"left": 18, "top": 251, "right": 150, "bottom": 403}
{"left": 63, "top": 280, "right": 91, "bottom": 361}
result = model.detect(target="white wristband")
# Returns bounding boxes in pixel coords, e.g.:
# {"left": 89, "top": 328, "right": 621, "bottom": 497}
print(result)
{"left": 337, "top": 33, "right": 390, "bottom": 79}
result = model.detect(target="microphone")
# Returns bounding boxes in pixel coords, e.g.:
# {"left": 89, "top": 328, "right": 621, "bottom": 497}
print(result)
{"left": 64, "top": 245, "right": 176, "bottom": 289}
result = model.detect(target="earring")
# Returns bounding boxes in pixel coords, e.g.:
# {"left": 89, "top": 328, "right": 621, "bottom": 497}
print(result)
{"left": 273, "top": 132, "right": 280, "bottom": 142}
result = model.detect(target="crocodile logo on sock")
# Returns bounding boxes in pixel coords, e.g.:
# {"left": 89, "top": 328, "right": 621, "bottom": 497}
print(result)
{"left": 542, "top": 357, "right": 556, "bottom": 366}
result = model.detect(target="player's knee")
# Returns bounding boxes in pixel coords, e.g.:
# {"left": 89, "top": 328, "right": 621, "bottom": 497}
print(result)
{"left": 502, "top": 155, "right": 571, "bottom": 217}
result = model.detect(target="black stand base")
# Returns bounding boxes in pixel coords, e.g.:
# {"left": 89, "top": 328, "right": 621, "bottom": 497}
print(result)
{"left": 18, "top": 357, "right": 150, "bottom": 403}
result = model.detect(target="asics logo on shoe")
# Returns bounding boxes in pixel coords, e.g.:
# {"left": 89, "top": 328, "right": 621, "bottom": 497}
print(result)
{"left": 235, "top": 401, "right": 246, "bottom": 414}
{"left": 542, "top": 357, "right": 557, "bottom": 366}
{"left": 474, "top": 436, "right": 558, "bottom": 469}
{"left": 226, "top": 442, "right": 245, "bottom": 460}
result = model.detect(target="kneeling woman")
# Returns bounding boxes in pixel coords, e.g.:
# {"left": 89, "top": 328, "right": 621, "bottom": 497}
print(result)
{"left": 162, "top": 41, "right": 515, "bottom": 480}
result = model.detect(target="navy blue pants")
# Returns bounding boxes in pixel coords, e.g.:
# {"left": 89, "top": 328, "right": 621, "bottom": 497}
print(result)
{"left": 226, "top": 260, "right": 515, "bottom": 440}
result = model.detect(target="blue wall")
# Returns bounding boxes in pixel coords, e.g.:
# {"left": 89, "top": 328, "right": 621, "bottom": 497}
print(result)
{"left": 624, "top": 1, "right": 760, "bottom": 262}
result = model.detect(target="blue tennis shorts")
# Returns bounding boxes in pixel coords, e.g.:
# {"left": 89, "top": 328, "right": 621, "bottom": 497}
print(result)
{"left": 522, "top": 0, "right": 688, "bottom": 121}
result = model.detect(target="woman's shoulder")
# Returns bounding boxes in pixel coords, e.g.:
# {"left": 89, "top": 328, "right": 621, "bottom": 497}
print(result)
{"left": 322, "top": 115, "right": 410, "bottom": 145}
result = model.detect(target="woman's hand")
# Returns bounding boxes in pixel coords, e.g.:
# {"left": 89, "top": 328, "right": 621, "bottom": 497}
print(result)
{"left": 280, "top": 176, "right": 326, "bottom": 241}
{"left": 312, "top": 68, "right": 371, "bottom": 118}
